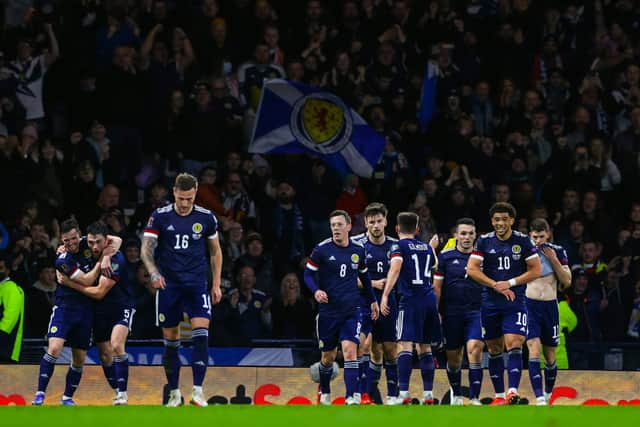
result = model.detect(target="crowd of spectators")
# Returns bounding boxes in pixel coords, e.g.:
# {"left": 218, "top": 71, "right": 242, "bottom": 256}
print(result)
{"left": 0, "top": 0, "right": 639, "bottom": 348}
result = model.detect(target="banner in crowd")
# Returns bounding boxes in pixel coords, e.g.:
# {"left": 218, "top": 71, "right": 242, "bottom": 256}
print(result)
{"left": 1, "top": 367, "right": 639, "bottom": 405}
{"left": 249, "top": 79, "right": 385, "bottom": 177}
{"left": 48, "top": 347, "right": 294, "bottom": 367}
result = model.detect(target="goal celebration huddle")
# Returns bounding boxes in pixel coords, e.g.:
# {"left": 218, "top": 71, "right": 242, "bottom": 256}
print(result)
{"left": 31, "top": 173, "right": 569, "bottom": 406}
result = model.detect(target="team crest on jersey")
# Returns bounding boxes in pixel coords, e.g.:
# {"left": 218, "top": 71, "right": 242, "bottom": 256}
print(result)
{"left": 351, "top": 254, "right": 360, "bottom": 264}
{"left": 290, "top": 92, "right": 353, "bottom": 154}
{"left": 50, "top": 326, "right": 58, "bottom": 334}
{"left": 192, "top": 223, "right": 203, "bottom": 234}
{"left": 84, "top": 249, "right": 92, "bottom": 258}
{"left": 512, "top": 245, "right": 522, "bottom": 260}
{"left": 254, "top": 300, "right": 262, "bottom": 309}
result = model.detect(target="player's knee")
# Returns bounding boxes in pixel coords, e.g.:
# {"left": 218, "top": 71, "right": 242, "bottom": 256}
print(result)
{"left": 111, "top": 340, "right": 125, "bottom": 356}
{"left": 321, "top": 353, "right": 335, "bottom": 365}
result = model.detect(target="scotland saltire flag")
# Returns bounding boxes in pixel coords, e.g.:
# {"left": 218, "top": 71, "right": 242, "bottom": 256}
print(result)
{"left": 249, "top": 79, "right": 385, "bottom": 177}
{"left": 418, "top": 60, "right": 439, "bottom": 131}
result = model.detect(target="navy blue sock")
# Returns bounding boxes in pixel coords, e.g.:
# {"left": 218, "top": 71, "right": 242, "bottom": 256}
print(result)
{"left": 319, "top": 362, "right": 333, "bottom": 394}
{"left": 191, "top": 328, "right": 209, "bottom": 387}
{"left": 367, "top": 361, "right": 382, "bottom": 396}
{"left": 384, "top": 358, "right": 398, "bottom": 397}
{"left": 528, "top": 358, "right": 543, "bottom": 397}
{"left": 419, "top": 352, "right": 435, "bottom": 393}
{"left": 544, "top": 361, "right": 557, "bottom": 394}
{"left": 358, "top": 354, "right": 369, "bottom": 394}
{"left": 468, "top": 362, "right": 483, "bottom": 399}
{"left": 163, "top": 339, "right": 181, "bottom": 390}
{"left": 343, "top": 360, "right": 359, "bottom": 398}
{"left": 102, "top": 361, "right": 117, "bottom": 390}
{"left": 446, "top": 364, "right": 462, "bottom": 396}
{"left": 64, "top": 365, "right": 83, "bottom": 398}
{"left": 397, "top": 351, "right": 413, "bottom": 392}
{"left": 37, "top": 353, "right": 57, "bottom": 393}
{"left": 113, "top": 354, "right": 129, "bottom": 393}
{"left": 488, "top": 352, "right": 505, "bottom": 394}
{"left": 507, "top": 348, "right": 523, "bottom": 390}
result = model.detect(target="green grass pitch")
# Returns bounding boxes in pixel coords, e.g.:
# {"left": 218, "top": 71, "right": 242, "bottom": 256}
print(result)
{"left": 2, "top": 406, "right": 638, "bottom": 427}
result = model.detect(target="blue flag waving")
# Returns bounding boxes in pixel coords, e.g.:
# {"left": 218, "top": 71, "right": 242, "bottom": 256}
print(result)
{"left": 249, "top": 79, "right": 385, "bottom": 177}
{"left": 417, "top": 60, "right": 439, "bottom": 131}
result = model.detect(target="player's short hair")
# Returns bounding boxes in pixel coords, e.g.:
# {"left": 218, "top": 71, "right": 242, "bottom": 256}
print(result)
{"left": 456, "top": 217, "right": 475, "bottom": 230}
{"left": 530, "top": 218, "right": 550, "bottom": 232}
{"left": 489, "top": 202, "right": 517, "bottom": 219}
{"left": 364, "top": 202, "right": 388, "bottom": 219}
{"left": 60, "top": 218, "right": 80, "bottom": 235}
{"left": 397, "top": 212, "right": 419, "bottom": 234}
{"left": 329, "top": 210, "right": 351, "bottom": 224}
{"left": 86, "top": 221, "right": 108, "bottom": 238}
{"left": 174, "top": 173, "right": 198, "bottom": 191}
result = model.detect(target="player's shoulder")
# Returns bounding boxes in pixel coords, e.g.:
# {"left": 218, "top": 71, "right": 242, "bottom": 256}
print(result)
{"left": 479, "top": 231, "right": 495, "bottom": 240}
{"left": 252, "top": 289, "right": 267, "bottom": 297}
{"left": 548, "top": 242, "right": 565, "bottom": 251}
{"left": 317, "top": 237, "right": 333, "bottom": 247}
{"left": 351, "top": 233, "right": 367, "bottom": 245}
{"left": 155, "top": 204, "right": 174, "bottom": 215}
{"left": 440, "top": 246, "right": 456, "bottom": 256}
{"left": 386, "top": 236, "right": 398, "bottom": 242}
{"left": 350, "top": 238, "right": 365, "bottom": 249}
{"left": 193, "top": 204, "right": 214, "bottom": 216}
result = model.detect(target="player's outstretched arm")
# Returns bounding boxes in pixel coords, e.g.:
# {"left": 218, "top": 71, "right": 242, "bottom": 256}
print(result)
{"left": 141, "top": 235, "right": 165, "bottom": 289}
{"left": 61, "top": 275, "right": 115, "bottom": 300}
{"left": 511, "top": 255, "right": 543, "bottom": 287}
{"left": 65, "top": 262, "right": 101, "bottom": 287}
{"left": 208, "top": 236, "right": 223, "bottom": 304}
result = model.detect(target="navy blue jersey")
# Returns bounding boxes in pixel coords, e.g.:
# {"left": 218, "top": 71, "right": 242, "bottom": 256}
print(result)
{"left": 434, "top": 248, "right": 482, "bottom": 315}
{"left": 352, "top": 234, "right": 397, "bottom": 308}
{"left": 390, "top": 238, "right": 436, "bottom": 299}
{"left": 472, "top": 231, "right": 538, "bottom": 307}
{"left": 144, "top": 204, "right": 218, "bottom": 287}
{"left": 54, "top": 237, "right": 95, "bottom": 307}
{"left": 306, "top": 238, "right": 368, "bottom": 316}
{"left": 98, "top": 251, "right": 132, "bottom": 307}
{"left": 539, "top": 242, "right": 568, "bottom": 277}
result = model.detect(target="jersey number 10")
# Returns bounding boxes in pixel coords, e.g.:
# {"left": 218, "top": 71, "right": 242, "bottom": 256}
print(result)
{"left": 411, "top": 254, "right": 431, "bottom": 285}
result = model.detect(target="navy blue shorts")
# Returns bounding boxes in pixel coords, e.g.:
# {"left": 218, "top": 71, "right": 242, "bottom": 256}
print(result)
{"left": 156, "top": 284, "right": 211, "bottom": 328}
{"left": 316, "top": 310, "right": 362, "bottom": 351}
{"left": 442, "top": 311, "right": 483, "bottom": 350}
{"left": 397, "top": 293, "right": 439, "bottom": 344}
{"left": 94, "top": 305, "right": 135, "bottom": 343}
{"left": 360, "top": 310, "right": 374, "bottom": 337}
{"left": 481, "top": 302, "right": 528, "bottom": 340}
{"left": 373, "top": 302, "right": 398, "bottom": 343}
{"left": 47, "top": 305, "right": 94, "bottom": 350}
{"left": 526, "top": 298, "right": 560, "bottom": 347}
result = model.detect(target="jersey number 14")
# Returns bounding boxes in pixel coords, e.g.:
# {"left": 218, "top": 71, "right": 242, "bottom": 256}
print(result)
{"left": 411, "top": 254, "right": 431, "bottom": 285}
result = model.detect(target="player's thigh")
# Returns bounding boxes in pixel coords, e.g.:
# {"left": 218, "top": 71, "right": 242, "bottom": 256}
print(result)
{"left": 443, "top": 314, "right": 466, "bottom": 351}
{"left": 397, "top": 304, "right": 423, "bottom": 343}
{"left": 93, "top": 307, "right": 115, "bottom": 345}
{"left": 65, "top": 310, "right": 93, "bottom": 351}
{"left": 539, "top": 301, "right": 560, "bottom": 348}
{"left": 316, "top": 314, "right": 341, "bottom": 352}
{"left": 47, "top": 305, "right": 71, "bottom": 342}
{"left": 525, "top": 299, "right": 543, "bottom": 342}
{"left": 183, "top": 285, "right": 212, "bottom": 325}
{"left": 421, "top": 302, "right": 440, "bottom": 345}
{"left": 341, "top": 339, "right": 358, "bottom": 360}
{"left": 47, "top": 337, "right": 66, "bottom": 357}
{"left": 339, "top": 311, "right": 362, "bottom": 347}
{"left": 157, "top": 286, "right": 183, "bottom": 328}
{"left": 501, "top": 303, "right": 528, "bottom": 340}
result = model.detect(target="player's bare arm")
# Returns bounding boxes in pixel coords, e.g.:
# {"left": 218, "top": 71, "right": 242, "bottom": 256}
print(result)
{"left": 62, "top": 275, "right": 116, "bottom": 300}
{"left": 56, "top": 261, "right": 101, "bottom": 287}
{"left": 433, "top": 275, "right": 443, "bottom": 306}
{"left": 141, "top": 235, "right": 165, "bottom": 289}
{"left": 466, "top": 256, "right": 515, "bottom": 301}
{"left": 542, "top": 246, "right": 572, "bottom": 289}
{"left": 381, "top": 257, "right": 402, "bottom": 316}
{"left": 496, "top": 256, "right": 542, "bottom": 292}
{"left": 207, "top": 235, "right": 223, "bottom": 304}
